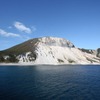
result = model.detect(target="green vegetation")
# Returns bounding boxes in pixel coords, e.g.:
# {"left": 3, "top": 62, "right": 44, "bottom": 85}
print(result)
{"left": 28, "top": 52, "right": 37, "bottom": 61}
{"left": 0, "top": 54, "right": 18, "bottom": 63}
{"left": 7, "top": 54, "right": 19, "bottom": 63}
{"left": 96, "top": 48, "right": 100, "bottom": 58}
{"left": 86, "top": 57, "right": 97, "bottom": 63}
{"left": 68, "top": 59, "right": 75, "bottom": 63}
{"left": 0, "top": 38, "right": 39, "bottom": 56}
{"left": 58, "top": 59, "right": 64, "bottom": 63}
{"left": 0, "top": 56, "right": 5, "bottom": 62}
{"left": 0, "top": 38, "right": 39, "bottom": 63}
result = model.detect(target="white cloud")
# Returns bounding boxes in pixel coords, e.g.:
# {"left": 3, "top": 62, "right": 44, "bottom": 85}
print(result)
{"left": 0, "top": 29, "right": 20, "bottom": 37}
{"left": 14, "top": 21, "right": 32, "bottom": 34}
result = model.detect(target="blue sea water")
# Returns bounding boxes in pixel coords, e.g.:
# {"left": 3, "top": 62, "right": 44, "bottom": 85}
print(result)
{"left": 0, "top": 65, "right": 100, "bottom": 100}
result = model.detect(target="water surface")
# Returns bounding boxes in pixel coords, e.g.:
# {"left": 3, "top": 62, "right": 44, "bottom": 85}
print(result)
{"left": 0, "top": 65, "right": 100, "bottom": 100}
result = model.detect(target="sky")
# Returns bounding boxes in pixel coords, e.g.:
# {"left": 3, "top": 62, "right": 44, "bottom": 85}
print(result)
{"left": 0, "top": 0, "right": 100, "bottom": 50}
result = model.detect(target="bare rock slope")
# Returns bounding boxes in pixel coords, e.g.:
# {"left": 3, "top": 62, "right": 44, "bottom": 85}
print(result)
{"left": 0, "top": 37, "right": 100, "bottom": 64}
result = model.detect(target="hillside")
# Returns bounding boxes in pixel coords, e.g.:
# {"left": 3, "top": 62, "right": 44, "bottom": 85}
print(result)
{"left": 0, "top": 37, "right": 100, "bottom": 64}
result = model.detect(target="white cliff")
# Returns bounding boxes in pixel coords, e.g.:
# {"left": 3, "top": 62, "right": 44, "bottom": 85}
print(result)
{"left": 16, "top": 37, "right": 100, "bottom": 65}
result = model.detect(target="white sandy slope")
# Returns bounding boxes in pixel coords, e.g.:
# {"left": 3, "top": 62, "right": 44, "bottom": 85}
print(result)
{"left": 16, "top": 37, "right": 100, "bottom": 65}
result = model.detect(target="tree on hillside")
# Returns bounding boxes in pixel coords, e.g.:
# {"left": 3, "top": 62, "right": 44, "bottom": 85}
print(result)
{"left": 7, "top": 54, "right": 18, "bottom": 62}
{"left": 0, "top": 56, "right": 5, "bottom": 62}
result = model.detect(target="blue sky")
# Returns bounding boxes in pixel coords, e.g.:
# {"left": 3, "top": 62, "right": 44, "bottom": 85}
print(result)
{"left": 0, "top": 0, "right": 100, "bottom": 50}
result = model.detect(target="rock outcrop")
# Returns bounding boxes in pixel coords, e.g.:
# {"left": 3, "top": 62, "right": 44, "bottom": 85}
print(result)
{"left": 0, "top": 37, "right": 100, "bottom": 65}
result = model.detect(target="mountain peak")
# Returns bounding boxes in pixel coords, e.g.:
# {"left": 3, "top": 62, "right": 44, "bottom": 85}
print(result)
{"left": 37, "top": 37, "right": 75, "bottom": 48}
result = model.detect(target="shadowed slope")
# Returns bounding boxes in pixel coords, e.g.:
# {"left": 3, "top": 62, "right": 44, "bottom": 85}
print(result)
{"left": 0, "top": 38, "right": 39, "bottom": 56}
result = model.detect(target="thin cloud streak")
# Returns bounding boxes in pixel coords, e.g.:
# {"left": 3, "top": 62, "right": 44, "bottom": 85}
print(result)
{"left": 0, "top": 29, "right": 20, "bottom": 37}
{"left": 14, "top": 21, "right": 32, "bottom": 34}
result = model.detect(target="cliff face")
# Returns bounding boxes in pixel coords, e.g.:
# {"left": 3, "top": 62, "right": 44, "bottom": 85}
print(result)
{"left": 96, "top": 48, "right": 100, "bottom": 58}
{"left": 0, "top": 37, "right": 100, "bottom": 65}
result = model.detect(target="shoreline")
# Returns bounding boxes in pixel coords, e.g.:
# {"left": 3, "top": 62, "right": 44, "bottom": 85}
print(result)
{"left": 0, "top": 63, "right": 100, "bottom": 66}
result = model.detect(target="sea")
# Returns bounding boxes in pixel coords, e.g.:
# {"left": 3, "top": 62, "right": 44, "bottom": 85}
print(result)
{"left": 0, "top": 65, "right": 100, "bottom": 100}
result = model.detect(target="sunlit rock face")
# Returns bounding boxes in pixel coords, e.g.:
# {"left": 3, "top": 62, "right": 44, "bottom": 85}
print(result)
{"left": 38, "top": 37, "right": 75, "bottom": 48}
{"left": 0, "top": 37, "right": 100, "bottom": 65}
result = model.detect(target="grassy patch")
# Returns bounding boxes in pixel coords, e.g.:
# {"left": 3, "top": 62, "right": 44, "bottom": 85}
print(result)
{"left": 58, "top": 59, "right": 64, "bottom": 63}
{"left": 68, "top": 59, "right": 75, "bottom": 63}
